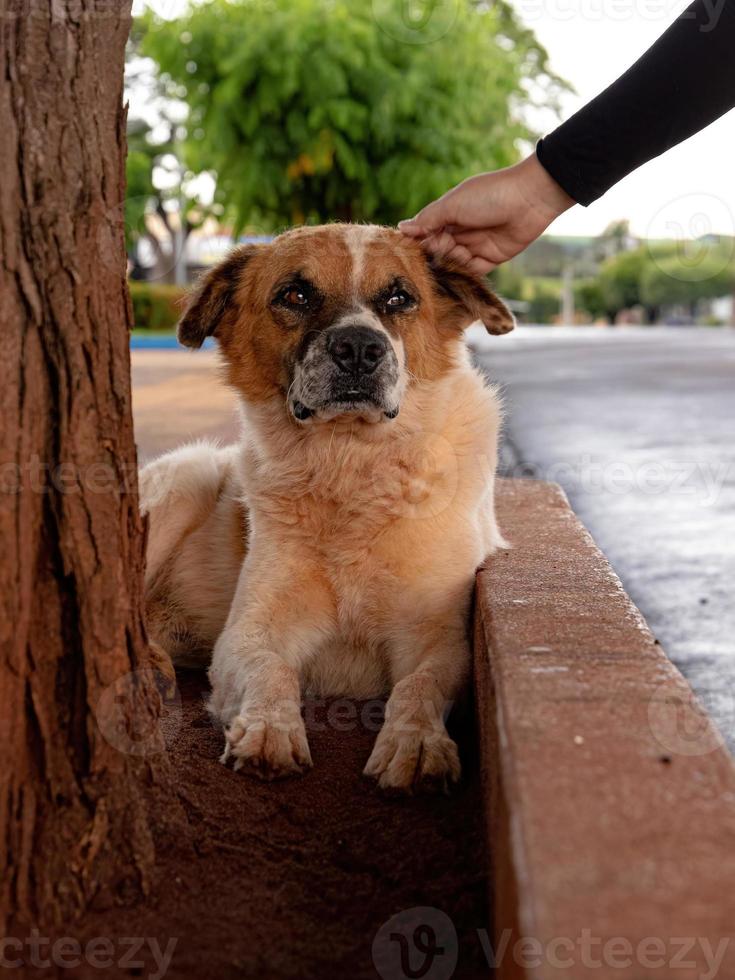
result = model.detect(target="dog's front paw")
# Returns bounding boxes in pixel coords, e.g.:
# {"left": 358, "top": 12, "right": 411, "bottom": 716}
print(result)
{"left": 220, "top": 703, "right": 312, "bottom": 780}
{"left": 363, "top": 723, "right": 461, "bottom": 795}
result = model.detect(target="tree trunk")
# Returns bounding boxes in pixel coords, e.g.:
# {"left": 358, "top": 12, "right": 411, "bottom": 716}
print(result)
{"left": 0, "top": 0, "right": 167, "bottom": 930}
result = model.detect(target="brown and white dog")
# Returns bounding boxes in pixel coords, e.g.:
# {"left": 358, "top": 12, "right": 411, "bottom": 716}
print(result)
{"left": 140, "top": 223, "right": 513, "bottom": 792}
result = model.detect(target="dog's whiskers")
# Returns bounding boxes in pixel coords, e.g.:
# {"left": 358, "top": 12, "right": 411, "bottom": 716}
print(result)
{"left": 285, "top": 377, "right": 298, "bottom": 412}
{"left": 327, "top": 421, "right": 339, "bottom": 456}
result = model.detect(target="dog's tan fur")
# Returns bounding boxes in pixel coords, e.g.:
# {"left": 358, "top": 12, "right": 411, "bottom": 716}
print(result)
{"left": 140, "top": 224, "right": 512, "bottom": 792}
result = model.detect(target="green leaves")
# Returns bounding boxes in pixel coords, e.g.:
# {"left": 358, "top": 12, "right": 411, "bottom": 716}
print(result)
{"left": 140, "top": 0, "right": 567, "bottom": 230}
{"left": 598, "top": 241, "right": 735, "bottom": 319}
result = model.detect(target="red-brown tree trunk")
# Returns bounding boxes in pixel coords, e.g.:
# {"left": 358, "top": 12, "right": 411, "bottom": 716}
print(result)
{"left": 0, "top": 0, "right": 167, "bottom": 930}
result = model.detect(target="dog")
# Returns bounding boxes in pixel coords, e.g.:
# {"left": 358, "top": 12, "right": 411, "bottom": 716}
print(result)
{"left": 139, "top": 223, "right": 513, "bottom": 793}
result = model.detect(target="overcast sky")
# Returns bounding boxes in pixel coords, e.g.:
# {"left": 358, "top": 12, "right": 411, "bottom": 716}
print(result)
{"left": 522, "top": 0, "right": 735, "bottom": 238}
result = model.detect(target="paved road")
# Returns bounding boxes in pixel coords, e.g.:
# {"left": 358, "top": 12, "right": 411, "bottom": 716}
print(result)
{"left": 473, "top": 326, "right": 735, "bottom": 754}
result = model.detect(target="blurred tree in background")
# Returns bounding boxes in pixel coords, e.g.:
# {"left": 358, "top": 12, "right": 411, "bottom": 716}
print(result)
{"left": 639, "top": 244, "right": 734, "bottom": 313}
{"left": 125, "top": 46, "right": 225, "bottom": 283}
{"left": 126, "top": 117, "right": 181, "bottom": 279}
{"left": 597, "top": 241, "right": 734, "bottom": 323}
{"left": 138, "top": 0, "right": 567, "bottom": 230}
{"left": 597, "top": 248, "right": 648, "bottom": 322}
{"left": 127, "top": 115, "right": 216, "bottom": 282}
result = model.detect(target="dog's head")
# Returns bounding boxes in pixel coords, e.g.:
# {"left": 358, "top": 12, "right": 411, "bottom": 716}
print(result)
{"left": 178, "top": 224, "right": 513, "bottom": 425}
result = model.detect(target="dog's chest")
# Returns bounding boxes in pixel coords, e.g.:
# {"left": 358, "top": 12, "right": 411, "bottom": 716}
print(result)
{"left": 252, "top": 432, "right": 461, "bottom": 536}
{"left": 306, "top": 547, "right": 398, "bottom": 697}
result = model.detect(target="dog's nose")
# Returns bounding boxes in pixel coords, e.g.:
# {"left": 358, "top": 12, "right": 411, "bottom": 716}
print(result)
{"left": 327, "top": 326, "right": 388, "bottom": 375}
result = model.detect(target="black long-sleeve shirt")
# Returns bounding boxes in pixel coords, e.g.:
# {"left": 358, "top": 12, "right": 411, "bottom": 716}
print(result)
{"left": 536, "top": 0, "right": 735, "bottom": 205}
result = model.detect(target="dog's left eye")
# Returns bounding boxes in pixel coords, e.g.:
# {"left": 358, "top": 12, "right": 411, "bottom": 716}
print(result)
{"left": 281, "top": 287, "right": 309, "bottom": 307}
{"left": 386, "top": 290, "right": 411, "bottom": 310}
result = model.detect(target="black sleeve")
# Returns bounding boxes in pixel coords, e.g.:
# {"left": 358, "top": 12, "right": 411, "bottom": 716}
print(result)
{"left": 536, "top": 0, "right": 735, "bottom": 206}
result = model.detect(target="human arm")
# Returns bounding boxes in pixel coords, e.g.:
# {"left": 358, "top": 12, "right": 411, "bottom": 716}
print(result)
{"left": 400, "top": 0, "right": 735, "bottom": 271}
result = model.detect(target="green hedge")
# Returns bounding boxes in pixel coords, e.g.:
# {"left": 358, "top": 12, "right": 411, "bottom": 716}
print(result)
{"left": 129, "top": 281, "right": 187, "bottom": 331}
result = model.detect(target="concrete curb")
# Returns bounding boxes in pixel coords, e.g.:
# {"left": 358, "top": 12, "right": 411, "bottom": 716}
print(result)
{"left": 474, "top": 478, "right": 735, "bottom": 980}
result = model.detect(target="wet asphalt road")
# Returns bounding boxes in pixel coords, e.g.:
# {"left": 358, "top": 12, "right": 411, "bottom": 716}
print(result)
{"left": 473, "top": 326, "right": 735, "bottom": 755}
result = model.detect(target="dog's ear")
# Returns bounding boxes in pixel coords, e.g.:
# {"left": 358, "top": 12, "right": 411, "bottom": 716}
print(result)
{"left": 177, "top": 245, "right": 259, "bottom": 349}
{"left": 429, "top": 255, "right": 515, "bottom": 336}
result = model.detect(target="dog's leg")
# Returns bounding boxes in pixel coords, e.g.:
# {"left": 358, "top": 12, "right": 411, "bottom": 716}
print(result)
{"left": 208, "top": 553, "right": 335, "bottom": 780}
{"left": 364, "top": 609, "right": 469, "bottom": 794}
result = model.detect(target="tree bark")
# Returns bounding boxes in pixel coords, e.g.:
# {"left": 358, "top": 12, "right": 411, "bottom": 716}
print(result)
{"left": 0, "top": 0, "right": 167, "bottom": 930}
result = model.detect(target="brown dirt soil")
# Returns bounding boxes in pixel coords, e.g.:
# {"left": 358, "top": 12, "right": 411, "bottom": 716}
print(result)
{"left": 20, "top": 672, "right": 490, "bottom": 979}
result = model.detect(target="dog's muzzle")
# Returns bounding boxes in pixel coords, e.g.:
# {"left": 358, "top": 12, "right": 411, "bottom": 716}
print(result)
{"left": 291, "top": 323, "right": 402, "bottom": 423}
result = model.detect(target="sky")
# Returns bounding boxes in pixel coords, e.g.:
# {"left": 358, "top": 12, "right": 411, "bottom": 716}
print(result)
{"left": 519, "top": 0, "right": 735, "bottom": 238}
{"left": 133, "top": 0, "right": 735, "bottom": 241}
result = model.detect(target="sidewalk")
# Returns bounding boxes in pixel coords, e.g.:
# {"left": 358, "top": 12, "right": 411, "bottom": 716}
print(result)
{"left": 132, "top": 350, "right": 239, "bottom": 460}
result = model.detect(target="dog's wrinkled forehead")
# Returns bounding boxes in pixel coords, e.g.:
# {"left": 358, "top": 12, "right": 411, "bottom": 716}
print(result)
{"left": 266, "top": 223, "right": 426, "bottom": 302}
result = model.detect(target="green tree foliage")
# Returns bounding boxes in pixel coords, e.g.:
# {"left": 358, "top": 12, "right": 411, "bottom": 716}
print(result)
{"left": 598, "top": 248, "right": 647, "bottom": 319}
{"left": 598, "top": 241, "right": 734, "bottom": 322}
{"left": 125, "top": 115, "right": 213, "bottom": 281}
{"left": 639, "top": 243, "right": 734, "bottom": 309}
{"left": 574, "top": 279, "right": 607, "bottom": 321}
{"left": 125, "top": 134, "right": 154, "bottom": 255}
{"left": 140, "top": 0, "right": 567, "bottom": 229}
{"left": 129, "top": 281, "right": 187, "bottom": 330}
{"left": 525, "top": 282, "right": 560, "bottom": 324}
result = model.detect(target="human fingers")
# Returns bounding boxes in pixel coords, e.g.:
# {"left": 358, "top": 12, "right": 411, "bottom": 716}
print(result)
{"left": 445, "top": 243, "right": 475, "bottom": 267}
{"left": 398, "top": 218, "right": 429, "bottom": 238}
{"left": 417, "top": 229, "right": 457, "bottom": 259}
{"left": 450, "top": 230, "right": 518, "bottom": 267}
{"left": 450, "top": 228, "right": 496, "bottom": 247}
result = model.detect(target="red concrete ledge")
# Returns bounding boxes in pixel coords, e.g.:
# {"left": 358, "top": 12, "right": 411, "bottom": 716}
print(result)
{"left": 474, "top": 478, "right": 735, "bottom": 980}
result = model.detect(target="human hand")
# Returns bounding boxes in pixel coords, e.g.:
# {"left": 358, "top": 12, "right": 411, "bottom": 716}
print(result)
{"left": 399, "top": 153, "right": 575, "bottom": 274}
